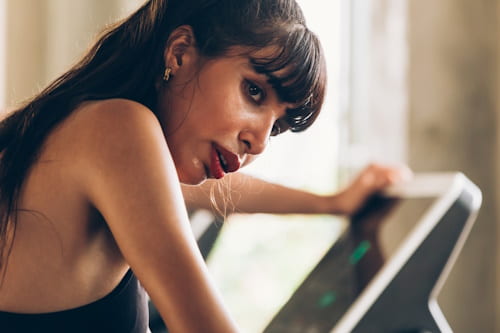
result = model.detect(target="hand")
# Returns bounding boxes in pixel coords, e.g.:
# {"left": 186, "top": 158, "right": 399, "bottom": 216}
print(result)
{"left": 330, "top": 163, "right": 412, "bottom": 216}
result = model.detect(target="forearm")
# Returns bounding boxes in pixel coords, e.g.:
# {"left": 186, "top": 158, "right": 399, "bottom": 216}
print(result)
{"left": 182, "top": 164, "right": 412, "bottom": 217}
{"left": 182, "top": 172, "right": 335, "bottom": 216}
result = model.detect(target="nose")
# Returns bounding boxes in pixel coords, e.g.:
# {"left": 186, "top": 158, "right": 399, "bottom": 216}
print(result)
{"left": 238, "top": 117, "right": 274, "bottom": 156}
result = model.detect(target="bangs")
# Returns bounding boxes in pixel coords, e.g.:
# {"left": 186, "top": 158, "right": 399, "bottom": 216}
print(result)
{"left": 249, "top": 27, "right": 326, "bottom": 132}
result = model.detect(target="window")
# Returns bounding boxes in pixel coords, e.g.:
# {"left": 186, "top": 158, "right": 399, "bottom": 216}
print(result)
{"left": 340, "top": 0, "right": 408, "bottom": 173}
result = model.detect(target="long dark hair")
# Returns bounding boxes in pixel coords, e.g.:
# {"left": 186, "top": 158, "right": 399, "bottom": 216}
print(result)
{"left": 0, "top": 0, "right": 326, "bottom": 273}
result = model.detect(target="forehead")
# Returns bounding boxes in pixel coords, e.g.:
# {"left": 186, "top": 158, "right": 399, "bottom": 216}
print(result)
{"left": 224, "top": 44, "right": 281, "bottom": 58}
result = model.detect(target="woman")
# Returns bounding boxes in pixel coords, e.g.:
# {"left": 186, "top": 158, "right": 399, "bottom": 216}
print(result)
{"left": 0, "top": 0, "right": 409, "bottom": 332}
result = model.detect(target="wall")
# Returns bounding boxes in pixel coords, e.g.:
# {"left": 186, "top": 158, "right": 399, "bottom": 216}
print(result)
{"left": 4, "top": 0, "right": 143, "bottom": 108}
{"left": 496, "top": 1, "right": 500, "bottom": 331}
{"left": 408, "top": 1, "right": 498, "bottom": 332}
{"left": 0, "top": 0, "right": 6, "bottom": 109}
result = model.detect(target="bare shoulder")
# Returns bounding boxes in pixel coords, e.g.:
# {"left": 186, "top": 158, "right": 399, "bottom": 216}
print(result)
{"left": 74, "top": 98, "right": 162, "bottom": 143}
{"left": 53, "top": 99, "right": 237, "bottom": 332}
{"left": 58, "top": 98, "right": 172, "bottom": 200}
{"left": 69, "top": 98, "right": 166, "bottom": 165}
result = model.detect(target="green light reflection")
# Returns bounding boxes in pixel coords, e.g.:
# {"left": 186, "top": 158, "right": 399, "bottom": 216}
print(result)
{"left": 317, "top": 291, "right": 337, "bottom": 308}
{"left": 349, "top": 240, "right": 371, "bottom": 264}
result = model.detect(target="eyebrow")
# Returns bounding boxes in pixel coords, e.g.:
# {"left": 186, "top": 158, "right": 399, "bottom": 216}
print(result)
{"left": 246, "top": 60, "right": 296, "bottom": 108}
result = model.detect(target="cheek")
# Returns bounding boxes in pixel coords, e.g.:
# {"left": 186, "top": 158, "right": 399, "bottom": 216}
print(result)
{"left": 179, "top": 79, "right": 249, "bottom": 137}
{"left": 202, "top": 98, "right": 246, "bottom": 130}
{"left": 198, "top": 77, "right": 245, "bottom": 116}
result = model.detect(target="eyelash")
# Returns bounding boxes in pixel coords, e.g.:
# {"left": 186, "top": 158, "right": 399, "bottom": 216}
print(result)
{"left": 245, "top": 80, "right": 265, "bottom": 104}
{"left": 270, "top": 121, "right": 281, "bottom": 137}
{"left": 244, "top": 80, "right": 288, "bottom": 137}
{"left": 271, "top": 119, "right": 290, "bottom": 137}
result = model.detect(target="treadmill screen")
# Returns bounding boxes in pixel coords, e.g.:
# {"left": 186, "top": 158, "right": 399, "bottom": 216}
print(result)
{"left": 264, "top": 195, "right": 436, "bottom": 333}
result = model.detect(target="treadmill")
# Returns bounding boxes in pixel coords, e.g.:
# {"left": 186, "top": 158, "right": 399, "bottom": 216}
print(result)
{"left": 264, "top": 172, "right": 481, "bottom": 333}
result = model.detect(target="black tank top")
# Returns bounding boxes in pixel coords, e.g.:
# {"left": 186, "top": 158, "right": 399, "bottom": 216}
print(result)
{"left": 0, "top": 269, "right": 149, "bottom": 333}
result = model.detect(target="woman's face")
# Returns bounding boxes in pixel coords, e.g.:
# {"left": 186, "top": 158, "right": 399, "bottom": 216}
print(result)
{"left": 157, "top": 46, "right": 292, "bottom": 185}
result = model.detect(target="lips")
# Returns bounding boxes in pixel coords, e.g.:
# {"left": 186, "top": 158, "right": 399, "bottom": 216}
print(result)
{"left": 209, "top": 144, "right": 241, "bottom": 179}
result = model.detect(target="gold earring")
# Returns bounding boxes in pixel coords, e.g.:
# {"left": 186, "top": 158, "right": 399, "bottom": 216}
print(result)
{"left": 163, "top": 67, "right": 172, "bottom": 82}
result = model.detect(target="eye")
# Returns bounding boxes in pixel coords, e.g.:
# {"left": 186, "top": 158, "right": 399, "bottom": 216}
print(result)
{"left": 246, "top": 80, "right": 265, "bottom": 103}
{"left": 270, "top": 119, "right": 289, "bottom": 137}
{"left": 270, "top": 122, "right": 281, "bottom": 136}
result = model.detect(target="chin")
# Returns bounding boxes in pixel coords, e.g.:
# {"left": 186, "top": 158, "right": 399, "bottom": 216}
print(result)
{"left": 178, "top": 170, "right": 207, "bottom": 186}
{"left": 182, "top": 178, "right": 206, "bottom": 186}
{"left": 173, "top": 156, "right": 207, "bottom": 185}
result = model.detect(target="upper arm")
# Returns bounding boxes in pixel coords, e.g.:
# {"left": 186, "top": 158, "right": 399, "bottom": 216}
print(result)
{"left": 74, "top": 99, "right": 237, "bottom": 332}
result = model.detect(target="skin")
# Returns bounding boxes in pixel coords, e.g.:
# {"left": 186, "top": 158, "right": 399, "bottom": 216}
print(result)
{"left": 183, "top": 163, "right": 412, "bottom": 217}
{"left": 157, "top": 26, "right": 292, "bottom": 185}
{"left": 0, "top": 25, "right": 410, "bottom": 333}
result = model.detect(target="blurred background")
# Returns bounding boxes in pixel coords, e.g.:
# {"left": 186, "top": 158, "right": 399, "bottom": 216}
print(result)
{"left": 0, "top": 0, "right": 498, "bottom": 332}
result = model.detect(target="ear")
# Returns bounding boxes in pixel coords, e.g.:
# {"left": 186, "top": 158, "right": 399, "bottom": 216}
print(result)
{"left": 163, "top": 25, "right": 198, "bottom": 76}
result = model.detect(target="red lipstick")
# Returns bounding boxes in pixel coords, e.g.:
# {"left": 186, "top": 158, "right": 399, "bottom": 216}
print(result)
{"left": 209, "top": 144, "right": 241, "bottom": 179}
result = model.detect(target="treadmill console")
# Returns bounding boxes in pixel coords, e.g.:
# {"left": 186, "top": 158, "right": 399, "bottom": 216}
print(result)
{"left": 264, "top": 173, "right": 481, "bottom": 333}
